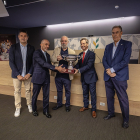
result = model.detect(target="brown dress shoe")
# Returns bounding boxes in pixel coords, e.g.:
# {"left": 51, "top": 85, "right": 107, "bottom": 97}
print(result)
{"left": 92, "top": 111, "right": 97, "bottom": 118}
{"left": 79, "top": 107, "right": 88, "bottom": 112}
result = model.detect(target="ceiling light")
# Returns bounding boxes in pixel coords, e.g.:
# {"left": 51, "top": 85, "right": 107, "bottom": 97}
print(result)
{"left": 115, "top": 5, "right": 119, "bottom": 9}
{"left": 3, "top": 0, "right": 7, "bottom": 6}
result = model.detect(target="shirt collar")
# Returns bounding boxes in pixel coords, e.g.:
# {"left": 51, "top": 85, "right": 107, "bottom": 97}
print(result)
{"left": 113, "top": 39, "right": 121, "bottom": 47}
{"left": 41, "top": 49, "right": 46, "bottom": 54}
{"left": 83, "top": 49, "right": 88, "bottom": 55}
{"left": 20, "top": 43, "right": 27, "bottom": 47}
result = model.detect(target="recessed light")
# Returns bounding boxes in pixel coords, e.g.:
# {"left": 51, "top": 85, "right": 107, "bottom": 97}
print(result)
{"left": 115, "top": 5, "right": 119, "bottom": 9}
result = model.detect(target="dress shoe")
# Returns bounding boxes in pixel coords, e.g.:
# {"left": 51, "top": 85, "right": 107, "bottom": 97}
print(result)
{"left": 32, "top": 111, "right": 38, "bottom": 116}
{"left": 122, "top": 122, "right": 129, "bottom": 129}
{"left": 79, "top": 107, "right": 88, "bottom": 112}
{"left": 43, "top": 112, "right": 52, "bottom": 118}
{"left": 14, "top": 108, "right": 20, "bottom": 117}
{"left": 103, "top": 114, "right": 115, "bottom": 120}
{"left": 66, "top": 106, "right": 70, "bottom": 112}
{"left": 92, "top": 111, "right": 97, "bottom": 118}
{"left": 52, "top": 105, "right": 62, "bottom": 110}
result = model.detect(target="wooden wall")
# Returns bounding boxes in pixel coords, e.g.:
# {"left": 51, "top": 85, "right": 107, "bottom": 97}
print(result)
{"left": 0, "top": 49, "right": 140, "bottom": 116}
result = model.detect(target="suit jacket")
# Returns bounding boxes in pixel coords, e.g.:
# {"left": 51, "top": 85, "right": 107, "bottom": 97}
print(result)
{"left": 75, "top": 50, "right": 98, "bottom": 84}
{"left": 103, "top": 39, "right": 132, "bottom": 81}
{"left": 31, "top": 49, "right": 55, "bottom": 84}
{"left": 50, "top": 47, "right": 76, "bottom": 80}
{"left": 9, "top": 43, "right": 35, "bottom": 78}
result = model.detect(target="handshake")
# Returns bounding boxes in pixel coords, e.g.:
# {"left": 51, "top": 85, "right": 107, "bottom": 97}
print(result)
{"left": 55, "top": 64, "right": 66, "bottom": 73}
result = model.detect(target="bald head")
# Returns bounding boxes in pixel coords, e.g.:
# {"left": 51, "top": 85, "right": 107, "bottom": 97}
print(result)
{"left": 60, "top": 36, "right": 69, "bottom": 49}
{"left": 40, "top": 39, "right": 50, "bottom": 52}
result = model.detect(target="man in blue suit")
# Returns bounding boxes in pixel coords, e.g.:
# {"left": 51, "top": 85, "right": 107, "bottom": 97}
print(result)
{"left": 32, "top": 39, "right": 65, "bottom": 118}
{"left": 103, "top": 26, "right": 132, "bottom": 129}
{"left": 74, "top": 38, "right": 98, "bottom": 118}
{"left": 9, "top": 30, "right": 35, "bottom": 117}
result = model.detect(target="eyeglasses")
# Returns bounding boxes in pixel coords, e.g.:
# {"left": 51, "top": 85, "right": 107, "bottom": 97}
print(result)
{"left": 61, "top": 40, "right": 68, "bottom": 42}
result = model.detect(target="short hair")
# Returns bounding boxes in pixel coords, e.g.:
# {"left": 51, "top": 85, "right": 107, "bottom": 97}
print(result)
{"left": 61, "top": 36, "right": 68, "bottom": 41}
{"left": 18, "top": 29, "right": 28, "bottom": 36}
{"left": 80, "top": 38, "right": 89, "bottom": 44}
{"left": 112, "top": 25, "right": 122, "bottom": 32}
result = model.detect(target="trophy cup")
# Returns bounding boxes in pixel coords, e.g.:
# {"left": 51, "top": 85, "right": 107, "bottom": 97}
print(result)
{"left": 62, "top": 54, "right": 81, "bottom": 74}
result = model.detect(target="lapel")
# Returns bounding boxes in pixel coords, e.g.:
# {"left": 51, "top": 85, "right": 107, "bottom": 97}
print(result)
{"left": 109, "top": 43, "right": 113, "bottom": 61}
{"left": 17, "top": 43, "right": 22, "bottom": 61}
{"left": 82, "top": 49, "right": 90, "bottom": 65}
{"left": 26, "top": 44, "right": 30, "bottom": 59}
{"left": 39, "top": 49, "right": 46, "bottom": 61}
{"left": 112, "top": 39, "right": 123, "bottom": 60}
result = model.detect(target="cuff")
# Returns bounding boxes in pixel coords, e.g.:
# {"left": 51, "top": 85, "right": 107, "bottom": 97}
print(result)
{"left": 110, "top": 68, "right": 115, "bottom": 73}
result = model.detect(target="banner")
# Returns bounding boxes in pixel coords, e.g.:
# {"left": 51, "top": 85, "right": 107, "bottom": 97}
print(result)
{"left": 54, "top": 34, "right": 140, "bottom": 60}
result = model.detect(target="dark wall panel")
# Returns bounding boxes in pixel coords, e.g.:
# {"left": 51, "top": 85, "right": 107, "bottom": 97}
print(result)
{"left": 0, "top": 27, "right": 19, "bottom": 43}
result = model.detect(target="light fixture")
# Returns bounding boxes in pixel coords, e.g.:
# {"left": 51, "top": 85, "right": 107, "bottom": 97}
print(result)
{"left": 47, "top": 16, "right": 135, "bottom": 28}
{"left": 115, "top": 5, "right": 119, "bottom": 9}
{"left": 3, "top": 0, "right": 7, "bottom": 6}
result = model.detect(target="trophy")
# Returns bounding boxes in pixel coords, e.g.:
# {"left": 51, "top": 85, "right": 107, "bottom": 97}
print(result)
{"left": 62, "top": 54, "right": 81, "bottom": 74}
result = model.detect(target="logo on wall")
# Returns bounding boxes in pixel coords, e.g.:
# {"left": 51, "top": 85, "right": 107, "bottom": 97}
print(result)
{"left": 93, "top": 38, "right": 99, "bottom": 49}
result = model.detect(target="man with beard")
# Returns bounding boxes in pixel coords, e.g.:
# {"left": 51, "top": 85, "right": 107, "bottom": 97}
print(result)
{"left": 51, "top": 36, "right": 76, "bottom": 112}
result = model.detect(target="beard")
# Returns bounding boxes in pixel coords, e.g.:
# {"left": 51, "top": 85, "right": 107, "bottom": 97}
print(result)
{"left": 61, "top": 44, "right": 67, "bottom": 49}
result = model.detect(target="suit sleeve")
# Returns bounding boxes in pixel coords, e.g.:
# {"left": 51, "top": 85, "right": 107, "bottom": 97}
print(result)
{"left": 102, "top": 46, "right": 111, "bottom": 69}
{"left": 28, "top": 46, "right": 35, "bottom": 75}
{"left": 33, "top": 51, "right": 55, "bottom": 70}
{"left": 9, "top": 46, "right": 20, "bottom": 77}
{"left": 79, "top": 52, "right": 95, "bottom": 73}
{"left": 113, "top": 42, "right": 132, "bottom": 72}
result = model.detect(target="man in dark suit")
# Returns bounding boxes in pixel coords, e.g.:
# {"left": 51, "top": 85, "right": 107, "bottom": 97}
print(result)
{"left": 74, "top": 38, "right": 98, "bottom": 118}
{"left": 32, "top": 39, "right": 65, "bottom": 118}
{"left": 103, "top": 26, "right": 132, "bottom": 129}
{"left": 9, "top": 30, "right": 35, "bottom": 117}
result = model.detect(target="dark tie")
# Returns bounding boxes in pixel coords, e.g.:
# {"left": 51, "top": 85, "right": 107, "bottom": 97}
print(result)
{"left": 82, "top": 52, "right": 85, "bottom": 63}
{"left": 44, "top": 52, "right": 47, "bottom": 62}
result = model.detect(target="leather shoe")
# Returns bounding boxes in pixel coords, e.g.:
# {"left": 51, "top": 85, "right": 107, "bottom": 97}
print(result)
{"left": 79, "top": 107, "right": 88, "bottom": 112}
{"left": 43, "top": 112, "right": 52, "bottom": 118}
{"left": 66, "top": 106, "right": 70, "bottom": 112}
{"left": 32, "top": 111, "right": 38, "bottom": 116}
{"left": 122, "top": 122, "right": 129, "bottom": 129}
{"left": 103, "top": 115, "right": 115, "bottom": 120}
{"left": 92, "top": 111, "right": 97, "bottom": 118}
{"left": 52, "top": 105, "right": 62, "bottom": 110}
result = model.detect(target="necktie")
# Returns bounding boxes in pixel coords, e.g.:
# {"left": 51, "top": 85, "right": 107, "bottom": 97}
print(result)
{"left": 44, "top": 52, "right": 47, "bottom": 62}
{"left": 82, "top": 52, "right": 85, "bottom": 63}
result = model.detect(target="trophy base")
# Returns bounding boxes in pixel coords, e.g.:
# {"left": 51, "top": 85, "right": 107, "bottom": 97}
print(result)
{"left": 64, "top": 69, "right": 75, "bottom": 74}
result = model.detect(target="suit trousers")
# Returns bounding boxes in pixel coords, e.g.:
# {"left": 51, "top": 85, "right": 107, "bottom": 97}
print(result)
{"left": 55, "top": 77, "right": 71, "bottom": 107}
{"left": 13, "top": 77, "right": 32, "bottom": 108}
{"left": 105, "top": 77, "right": 129, "bottom": 122}
{"left": 32, "top": 80, "right": 50, "bottom": 113}
{"left": 82, "top": 80, "right": 96, "bottom": 111}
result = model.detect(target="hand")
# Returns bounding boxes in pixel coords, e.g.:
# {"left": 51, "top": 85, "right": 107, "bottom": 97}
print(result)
{"left": 106, "top": 68, "right": 111, "bottom": 76}
{"left": 110, "top": 73, "right": 116, "bottom": 77}
{"left": 74, "top": 69, "right": 78, "bottom": 74}
{"left": 57, "top": 55, "right": 63, "bottom": 61}
{"left": 24, "top": 73, "right": 31, "bottom": 80}
{"left": 17, "top": 75, "right": 24, "bottom": 81}
{"left": 55, "top": 64, "right": 66, "bottom": 73}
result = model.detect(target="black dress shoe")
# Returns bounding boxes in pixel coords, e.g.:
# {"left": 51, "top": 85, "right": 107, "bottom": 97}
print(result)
{"left": 103, "top": 114, "right": 115, "bottom": 120}
{"left": 32, "top": 111, "right": 38, "bottom": 116}
{"left": 122, "top": 122, "right": 129, "bottom": 129}
{"left": 66, "top": 106, "right": 70, "bottom": 112}
{"left": 43, "top": 112, "right": 52, "bottom": 118}
{"left": 52, "top": 105, "right": 62, "bottom": 110}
